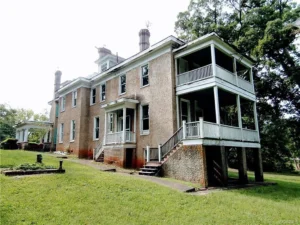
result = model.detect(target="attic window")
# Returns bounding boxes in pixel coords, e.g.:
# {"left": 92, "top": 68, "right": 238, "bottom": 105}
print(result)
{"left": 101, "top": 62, "right": 108, "bottom": 72}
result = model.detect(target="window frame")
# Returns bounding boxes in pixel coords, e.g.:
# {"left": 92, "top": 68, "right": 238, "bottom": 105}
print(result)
{"left": 140, "top": 104, "right": 149, "bottom": 135}
{"left": 100, "top": 83, "right": 106, "bottom": 102}
{"left": 59, "top": 123, "right": 64, "bottom": 143}
{"left": 93, "top": 117, "right": 100, "bottom": 140}
{"left": 60, "top": 96, "right": 66, "bottom": 112}
{"left": 70, "top": 120, "right": 76, "bottom": 142}
{"left": 72, "top": 90, "right": 77, "bottom": 108}
{"left": 119, "top": 74, "right": 126, "bottom": 95}
{"left": 90, "top": 88, "right": 96, "bottom": 105}
{"left": 140, "top": 64, "right": 149, "bottom": 87}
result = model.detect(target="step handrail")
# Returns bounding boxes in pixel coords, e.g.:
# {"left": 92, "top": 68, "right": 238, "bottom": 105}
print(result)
{"left": 94, "top": 141, "right": 103, "bottom": 160}
{"left": 160, "top": 127, "right": 183, "bottom": 159}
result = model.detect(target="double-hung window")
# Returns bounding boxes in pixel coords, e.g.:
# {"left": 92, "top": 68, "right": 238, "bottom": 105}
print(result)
{"left": 59, "top": 123, "right": 64, "bottom": 143}
{"left": 72, "top": 90, "right": 77, "bottom": 107}
{"left": 120, "top": 74, "right": 126, "bottom": 94}
{"left": 141, "top": 104, "right": 149, "bottom": 134}
{"left": 141, "top": 64, "right": 149, "bottom": 87}
{"left": 70, "top": 120, "right": 75, "bottom": 141}
{"left": 91, "top": 88, "right": 96, "bottom": 105}
{"left": 94, "top": 117, "right": 100, "bottom": 140}
{"left": 60, "top": 96, "right": 66, "bottom": 112}
{"left": 100, "top": 83, "right": 106, "bottom": 102}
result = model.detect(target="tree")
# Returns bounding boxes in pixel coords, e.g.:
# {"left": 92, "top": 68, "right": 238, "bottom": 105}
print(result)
{"left": 175, "top": 0, "right": 300, "bottom": 171}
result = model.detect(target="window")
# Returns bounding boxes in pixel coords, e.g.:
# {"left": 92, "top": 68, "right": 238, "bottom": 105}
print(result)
{"left": 72, "top": 90, "right": 77, "bottom": 107}
{"left": 93, "top": 117, "right": 100, "bottom": 140}
{"left": 101, "top": 62, "right": 108, "bottom": 72}
{"left": 141, "top": 64, "right": 149, "bottom": 87}
{"left": 100, "top": 83, "right": 106, "bottom": 102}
{"left": 91, "top": 88, "right": 96, "bottom": 105}
{"left": 141, "top": 104, "right": 149, "bottom": 134}
{"left": 120, "top": 74, "right": 126, "bottom": 94}
{"left": 59, "top": 123, "right": 64, "bottom": 143}
{"left": 60, "top": 96, "right": 66, "bottom": 112}
{"left": 108, "top": 113, "right": 115, "bottom": 133}
{"left": 70, "top": 120, "right": 75, "bottom": 141}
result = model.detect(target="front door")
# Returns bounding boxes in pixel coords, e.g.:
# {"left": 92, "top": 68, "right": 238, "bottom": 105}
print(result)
{"left": 180, "top": 98, "right": 191, "bottom": 125}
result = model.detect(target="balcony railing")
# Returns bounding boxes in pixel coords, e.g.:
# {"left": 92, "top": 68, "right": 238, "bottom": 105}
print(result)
{"left": 184, "top": 119, "right": 259, "bottom": 142}
{"left": 177, "top": 64, "right": 212, "bottom": 86}
{"left": 106, "top": 131, "right": 136, "bottom": 144}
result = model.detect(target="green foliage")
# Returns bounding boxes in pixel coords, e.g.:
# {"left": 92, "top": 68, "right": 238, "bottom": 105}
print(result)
{"left": 14, "top": 162, "right": 55, "bottom": 170}
{"left": 1, "top": 150, "right": 300, "bottom": 225}
{"left": 175, "top": 0, "right": 300, "bottom": 171}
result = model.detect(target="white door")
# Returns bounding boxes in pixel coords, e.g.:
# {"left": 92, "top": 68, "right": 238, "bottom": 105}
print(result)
{"left": 180, "top": 99, "right": 191, "bottom": 125}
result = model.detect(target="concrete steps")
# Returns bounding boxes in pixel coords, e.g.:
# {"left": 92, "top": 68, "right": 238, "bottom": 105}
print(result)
{"left": 138, "top": 162, "right": 161, "bottom": 176}
{"left": 95, "top": 151, "right": 104, "bottom": 162}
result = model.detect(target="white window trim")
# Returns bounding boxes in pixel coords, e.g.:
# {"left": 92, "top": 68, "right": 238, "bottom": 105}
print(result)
{"left": 180, "top": 98, "right": 191, "bottom": 124}
{"left": 90, "top": 88, "right": 96, "bottom": 105}
{"left": 119, "top": 74, "right": 126, "bottom": 95}
{"left": 59, "top": 123, "right": 64, "bottom": 143}
{"left": 100, "top": 83, "right": 106, "bottom": 102}
{"left": 140, "top": 104, "right": 149, "bottom": 135}
{"left": 72, "top": 90, "right": 77, "bottom": 108}
{"left": 93, "top": 116, "right": 100, "bottom": 141}
{"left": 60, "top": 96, "right": 66, "bottom": 112}
{"left": 140, "top": 64, "right": 149, "bottom": 88}
{"left": 70, "top": 120, "right": 75, "bottom": 142}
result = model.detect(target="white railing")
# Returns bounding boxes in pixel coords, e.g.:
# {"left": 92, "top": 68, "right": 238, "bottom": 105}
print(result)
{"left": 177, "top": 64, "right": 212, "bottom": 86}
{"left": 237, "top": 77, "right": 254, "bottom": 93}
{"left": 106, "top": 131, "right": 136, "bottom": 144}
{"left": 186, "top": 121, "right": 200, "bottom": 138}
{"left": 125, "top": 131, "right": 136, "bottom": 142}
{"left": 215, "top": 65, "right": 254, "bottom": 93}
{"left": 184, "top": 119, "right": 259, "bottom": 142}
{"left": 93, "top": 141, "right": 103, "bottom": 160}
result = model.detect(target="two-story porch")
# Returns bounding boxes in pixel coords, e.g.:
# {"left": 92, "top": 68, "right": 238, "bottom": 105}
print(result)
{"left": 95, "top": 98, "right": 138, "bottom": 167}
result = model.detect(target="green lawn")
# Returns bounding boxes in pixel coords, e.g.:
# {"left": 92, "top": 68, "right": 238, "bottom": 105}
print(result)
{"left": 1, "top": 150, "right": 300, "bottom": 225}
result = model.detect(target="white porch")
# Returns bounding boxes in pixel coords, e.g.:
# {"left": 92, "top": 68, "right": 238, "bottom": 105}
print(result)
{"left": 101, "top": 98, "right": 138, "bottom": 145}
{"left": 15, "top": 121, "right": 52, "bottom": 143}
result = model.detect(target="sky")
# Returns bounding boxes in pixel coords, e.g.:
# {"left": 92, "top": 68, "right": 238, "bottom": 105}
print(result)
{"left": 0, "top": 0, "right": 299, "bottom": 115}
{"left": 0, "top": 0, "right": 190, "bottom": 113}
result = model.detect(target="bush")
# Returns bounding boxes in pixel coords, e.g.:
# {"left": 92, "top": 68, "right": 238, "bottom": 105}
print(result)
{"left": 14, "top": 163, "right": 56, "bottom": 171}
{"left": 0, "top": 138, "right": 18, "bottom": 150}
{"left": 24, "top": 142, "right": 42, "bottom": 151}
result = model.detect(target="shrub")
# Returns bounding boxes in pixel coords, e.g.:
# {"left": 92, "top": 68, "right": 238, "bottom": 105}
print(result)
{"left": 14, "top": 163, "right": 56, "bottom": 171}
{"left": 0, "top": 138, "right": 18, "bottom": 150}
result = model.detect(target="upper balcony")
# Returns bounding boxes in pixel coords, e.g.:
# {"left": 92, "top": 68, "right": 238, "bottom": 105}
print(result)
{"left": 175, "top": 43, "right": 254, "bottom": 96}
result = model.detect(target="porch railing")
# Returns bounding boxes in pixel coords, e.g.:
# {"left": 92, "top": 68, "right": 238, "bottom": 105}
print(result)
{"left": 184, "top": 119, "right": 259, "bottom": 142}
{"left": 161, "top": 127, "right": 183, "bottom": 158}
{"left": 93, "top": 141, "right": 103, "bottom": 160}
{"left": 177, "top": 64, "right": 212, "bottom": 86}
{"left": 106, "top": 131, "right": 136, "bottom": 144}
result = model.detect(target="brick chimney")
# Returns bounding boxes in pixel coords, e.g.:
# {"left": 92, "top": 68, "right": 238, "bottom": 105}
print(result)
{"left": 54, "top": 70, "right": 62, "bottom": 98}
{"left": 139, "top": 29, "right": 150, "bottom": 51}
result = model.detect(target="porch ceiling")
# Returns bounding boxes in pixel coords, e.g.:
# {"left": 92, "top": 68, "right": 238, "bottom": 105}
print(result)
{"left": 101, "top": 98, "right": 139, "bottom": 111}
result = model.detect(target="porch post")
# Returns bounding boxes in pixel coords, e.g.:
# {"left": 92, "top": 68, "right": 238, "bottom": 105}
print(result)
{"left": 24, "top": 129, "right": 28, "bottom": 142}
{"left": 20, "top": 130, "right": 23, "bottom": 142}
{"left": 15, "top": 130, "right": 19, "bottom": 140}
{"left": 158, "top": 144, "right": 162, "bottom": 162}
{"left": 220, "top": 146, "right": 228, "bottom": 186}
{"left": 253, "top": 101, "right": 260, "bottom": 141}
{"left": 233, "top": 57, "right": 238, "bottom": 85}
{"left": 146, "top": 145, "right": 150, "bottom": 163}
{"left": 210, "top": 43, "right": 217, "bottom": 77}
{"left": 134, "top": 107, "right": 137, "bottom": 142}
{"left": 176, "top": 95, "right": 180, "bottom": 129}
{"left": 123, "top": 107, "right": 126, "bottom": 143}
{"left": 104, "top": 112, "right": 107, "bottom": 145}
{"left": 213, "top": 86, "right": 220, "bottom": 124}
{"left": 199, "top": 117, "right": 204, "bottom": 138}
{"left": 253, "top": 148, "right": 264, "bottom": 182}
{"left": 238, "top": 147, "right": 248, "bottom": 184}
{"left": 182, "top": 120, "right": 186, "bottom": 139}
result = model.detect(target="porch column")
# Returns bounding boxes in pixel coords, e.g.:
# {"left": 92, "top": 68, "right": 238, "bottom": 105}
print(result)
{"left": 233, "top": 57, "right": 238, "bottom": 85}
{"left": 220, "top": 146, "right": 228, "bottom": 186}
{"left": 253, "top": 148, "right": 264, "bottom": 182}
{"left": 123, "top": 107, "right": 126, "bottom": 143}
{"left": 213, "top": 86, "right": 220, "bottom": 124}
{"left": 104, "top": 112, "right": 107, "bottom": 145}
{"left": 210, "top": 43, "right": 217, "bottom": 77}
{"left": 236, "top": 95, "right": 242, "bottom": 128}
{"left": 24, "top": 129, "right": 28, "bottom": 142}
{"left": 199, "top": 146, "right": 208, "bottom": 188}
{"left": 20, "top": 130, "right": 24, "bottom": 142}
{"left": 176, "top": 95, "right": 180, "bottom": 129}
{"left": 15, "top": 130, "right": 19, "bottom": 140}
{"left": 238, "top": 147, "right": 248, "bottom": 184}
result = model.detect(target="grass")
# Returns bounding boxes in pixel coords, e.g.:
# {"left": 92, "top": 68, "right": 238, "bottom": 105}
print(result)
{"left": 1, "top": 150, "right": 300, "bottom": 225}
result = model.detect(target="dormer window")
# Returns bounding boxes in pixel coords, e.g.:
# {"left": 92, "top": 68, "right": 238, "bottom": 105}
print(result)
{"left": 101, "top": 62, "right": 109, "bottom": 72}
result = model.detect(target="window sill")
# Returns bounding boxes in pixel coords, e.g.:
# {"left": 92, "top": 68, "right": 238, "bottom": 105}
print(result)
{"left": 100, "top": 100, "right": 106, "bottom": 103}
{"left": 140, "top": 84, "right": 150, "bottom": 89}
{"left": 90, "top": 103, "right": 96, "bottom": 106}
{"left": 93, "top": 138, "right": 99, "bottom": 141}
{"left": 59, "top": 142, "right": 63, "bottom": 144}
{"left": 72, "top": 106, "right": 77, "bottom": 108}
{"left": 140, "top": 131, "right": 149, "bottom": 136}
{"left": 60, "top": 110, "right": 65, "bottom": 113}
{"left": 70, "top": 140, "right": 75, "bottom": 143}
{"left": 119, "top": 92, "right": 126, "bottom": 96}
